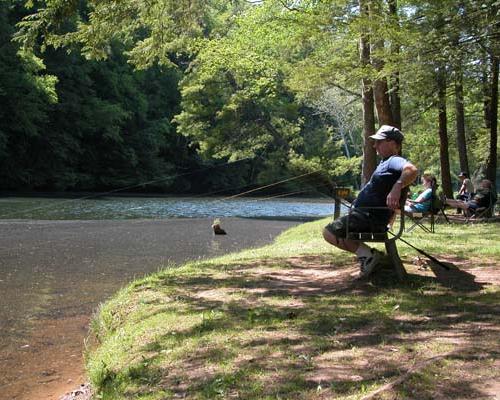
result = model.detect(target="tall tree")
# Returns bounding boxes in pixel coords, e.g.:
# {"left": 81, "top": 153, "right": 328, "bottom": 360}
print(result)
{"left": 461, "top": 0, "right": 499, "bottom": 186}
{"left": 370, "top": 1, "right": 394, "bottom": 126}
{"left": 359, "top": 0, "right": 377, "bottom": 185}
{"left": 436, "top": 64, "right": 453, "bottom": 197}
{"left": 387, "top": 0, "right": 401, "bottom": 129}
{"left": 454, "top": 58, "right": 469, "bottom": 176}
{"left": 486, "top": 55, "right": 498, "bottom": 185}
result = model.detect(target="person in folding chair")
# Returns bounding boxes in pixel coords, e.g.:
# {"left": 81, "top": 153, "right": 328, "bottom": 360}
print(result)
{"left": 323, "top": 125, "right": 418, "bottom": 279}
{"left": 404, "top": 173, "right": 437, "bottom": 232}
{"left": 404, "top": 173, "right": 436, "bottom": 214}
{"left": 445, "top": 179, "right": 496, "bottom": 218}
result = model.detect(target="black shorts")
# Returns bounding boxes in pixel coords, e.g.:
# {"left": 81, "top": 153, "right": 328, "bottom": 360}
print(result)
{"left": 466, "top": 201, "right": 479, "bottom": 211}
{"left": 324, "top": 209, "right": 388, "bottom": 239}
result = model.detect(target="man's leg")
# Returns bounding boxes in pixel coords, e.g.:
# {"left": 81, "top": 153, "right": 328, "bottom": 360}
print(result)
{"left": 446, "top": 198, "right": 468, "bottom": 210}
{"left": 322, "top": 228, "right": 359, "bottom": 253}
{"left": 323, "top": 221, "right": 381, "bottom": 278}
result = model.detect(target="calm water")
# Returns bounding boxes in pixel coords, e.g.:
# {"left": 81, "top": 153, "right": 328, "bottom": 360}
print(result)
{"left": 0, "top": 195, "right": 337, "bottom": 400}
{"left": 0, "top": 195, "right": 336, "bottom": 220}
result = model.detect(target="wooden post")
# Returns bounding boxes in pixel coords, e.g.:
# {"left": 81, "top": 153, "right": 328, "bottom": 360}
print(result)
{"left": 334, "top": 198, "right": 341, "bottom": 219}
{"left": 333, "top": 187, "right": 351, "bottom": 220}
{"left": 385, "top": 241, "right": 408, "bottom": 280}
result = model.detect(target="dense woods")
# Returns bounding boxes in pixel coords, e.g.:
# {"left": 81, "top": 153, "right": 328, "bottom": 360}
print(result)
{"left": 1, "top": 0, "right": 498, "bottom": 195}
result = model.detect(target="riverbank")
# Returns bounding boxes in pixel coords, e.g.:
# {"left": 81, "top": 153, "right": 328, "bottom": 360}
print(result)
{"left": 83, "top": 219, "right": 500, "bottom": 399}
{"left": 0, "top": 217, "right": 302, "bottom": 400}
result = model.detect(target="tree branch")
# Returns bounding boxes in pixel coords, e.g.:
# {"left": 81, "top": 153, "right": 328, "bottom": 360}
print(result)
{"left": 328, "top": 82, "right": 361, "bottom": 98}
{"left": 360, "top": 350, "right": 459, "bottom": 400}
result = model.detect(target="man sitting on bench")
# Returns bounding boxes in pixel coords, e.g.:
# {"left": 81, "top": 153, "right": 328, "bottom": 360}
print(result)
{"left": 323, "top": 125, "right": 418, "bottom": 278}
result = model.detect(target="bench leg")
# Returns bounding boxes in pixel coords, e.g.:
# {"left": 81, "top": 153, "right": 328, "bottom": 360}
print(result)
{"left": 385, "top": 241, "right": 407, "bottom": 280}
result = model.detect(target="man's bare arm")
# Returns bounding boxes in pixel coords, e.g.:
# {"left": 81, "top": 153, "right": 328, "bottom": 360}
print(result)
{"left": 386, "top": 163, "right": 418, "bottom": 209}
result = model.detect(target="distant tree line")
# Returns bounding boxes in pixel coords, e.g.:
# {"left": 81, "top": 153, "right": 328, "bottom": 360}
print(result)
{"left": 1, "top": 0, "right": 498, "bottom": 196}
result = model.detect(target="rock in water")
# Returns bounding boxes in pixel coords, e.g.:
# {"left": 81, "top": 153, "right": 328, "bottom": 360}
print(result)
{"left": 212, "top": 222, "right": 227, "bottom": 235}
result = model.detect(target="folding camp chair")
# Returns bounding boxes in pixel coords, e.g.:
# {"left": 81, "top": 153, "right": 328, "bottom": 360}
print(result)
{"left": 406, "top": 210, "right": 434, "bottom": 233}
{"left": 405, "top": 184, "right": 449, "bottom": 233}
{"left": 466, "top": 192, "right": 498, "bottom": 223}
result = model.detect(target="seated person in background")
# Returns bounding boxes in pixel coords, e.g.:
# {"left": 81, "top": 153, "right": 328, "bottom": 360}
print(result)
{"left": 457, "top": 171, "right": 474, "bottom": 201}
{"left": 446, "top": 179, "right": 496, "bottom": 215}
{"left": 404, "top": 173, "right": 436, "bottom": 213}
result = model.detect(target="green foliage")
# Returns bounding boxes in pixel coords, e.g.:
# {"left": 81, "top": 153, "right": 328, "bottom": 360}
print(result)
{"left": 173, "top": 2, "right": 351, "bottom": 191}
{"left": 4, "top": 0, "right": 499, "bottom": 192}
{"left": 39, "top": 48, "right": 191, "bottom": 191}
{"left": 0, "top": 1, "right": 57, "bottom": 183}
{"left": 4, "top": 0, "right": 357, "bottom": 193}
{"left": 1, "top": 1, "right": 198, "bottom": 191}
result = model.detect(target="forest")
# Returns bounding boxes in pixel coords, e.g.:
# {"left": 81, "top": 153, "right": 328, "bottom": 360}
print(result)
{"left": 1, "top": 0, "right": 498, "bottom": 197}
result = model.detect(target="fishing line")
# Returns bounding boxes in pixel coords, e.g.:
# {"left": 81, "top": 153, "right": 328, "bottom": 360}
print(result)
{"left": 0, "top": 157, "right": 254, "bottom": 219}
{"left": 199, "top": 171, "right": 336, "bottom": 228}
{"left": 205, "top": 173, "right": 333, "bottom": 208}
{"left": 220, "top": 170, "right": 322, "bottom": 201}
{"left": 229, "top": 182, "right": 334, "bottom": 203}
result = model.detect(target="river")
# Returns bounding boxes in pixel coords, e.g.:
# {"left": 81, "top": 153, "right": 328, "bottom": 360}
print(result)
{"left": 0, "top": 196, "right": 335, "bottom": 400}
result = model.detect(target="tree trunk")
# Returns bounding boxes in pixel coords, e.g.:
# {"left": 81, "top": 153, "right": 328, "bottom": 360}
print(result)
{"left": 486, "top": 55, "right": 498, "bottom": 185}
{"left": 388, "top": 0, "right": 401, "bottom": 129}
{"left": 482, "top": 59, "right": 492, "bottom": 129}
{"left": 361, "top": 79, "right": 377, "bottom": 186}
{"left": 359, "top": 0, "right": 377, "bottom": 186}
{"left": 454, "top": 62, "right": 469, "bottom": 176}
{"left": 370, "top": 0, "right": 393, "bottom": 126}
{"left": 372, "top": 44, "right": 394, "bottom": 126}
{"left": 437, "top": 65, "right": 453, "bottom": 198}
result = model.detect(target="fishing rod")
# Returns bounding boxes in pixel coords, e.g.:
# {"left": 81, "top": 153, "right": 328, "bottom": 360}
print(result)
{"left": 335, "top": 196, "right": 450, "bottom": 270}
{"left": 387, "top": 232, "right": 450, "bottom": 270}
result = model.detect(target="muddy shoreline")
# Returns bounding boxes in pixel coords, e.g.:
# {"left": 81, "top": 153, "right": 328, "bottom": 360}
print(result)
{"left": 0, "top": 217, "right": 304, "bottom": 400}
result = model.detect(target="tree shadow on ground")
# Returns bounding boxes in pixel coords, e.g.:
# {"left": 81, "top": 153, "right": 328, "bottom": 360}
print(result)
{"left": 100, "top": 254, "right": 499, "bottom": 399}
{"left": 427, "top": 261, "right": 486, "bottom": 291}
{"left": 371, "top": 254, "right": 487, "bottom": 292}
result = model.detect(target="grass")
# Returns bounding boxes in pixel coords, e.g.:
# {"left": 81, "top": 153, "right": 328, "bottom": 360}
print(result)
{"left": 84, "top": 218, "right": 500, "bottom": 399}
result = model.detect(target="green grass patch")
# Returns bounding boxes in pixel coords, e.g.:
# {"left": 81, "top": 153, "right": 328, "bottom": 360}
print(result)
{"left": 84, "top": 219, "right": 500, "bottom": 399}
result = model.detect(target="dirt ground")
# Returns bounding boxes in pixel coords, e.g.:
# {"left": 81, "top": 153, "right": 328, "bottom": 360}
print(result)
{"left": 153, "top": 252, "right": 500, "bottom": 400}
{"left": 5, "top": 219, "right": 495, "bottom": 400}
